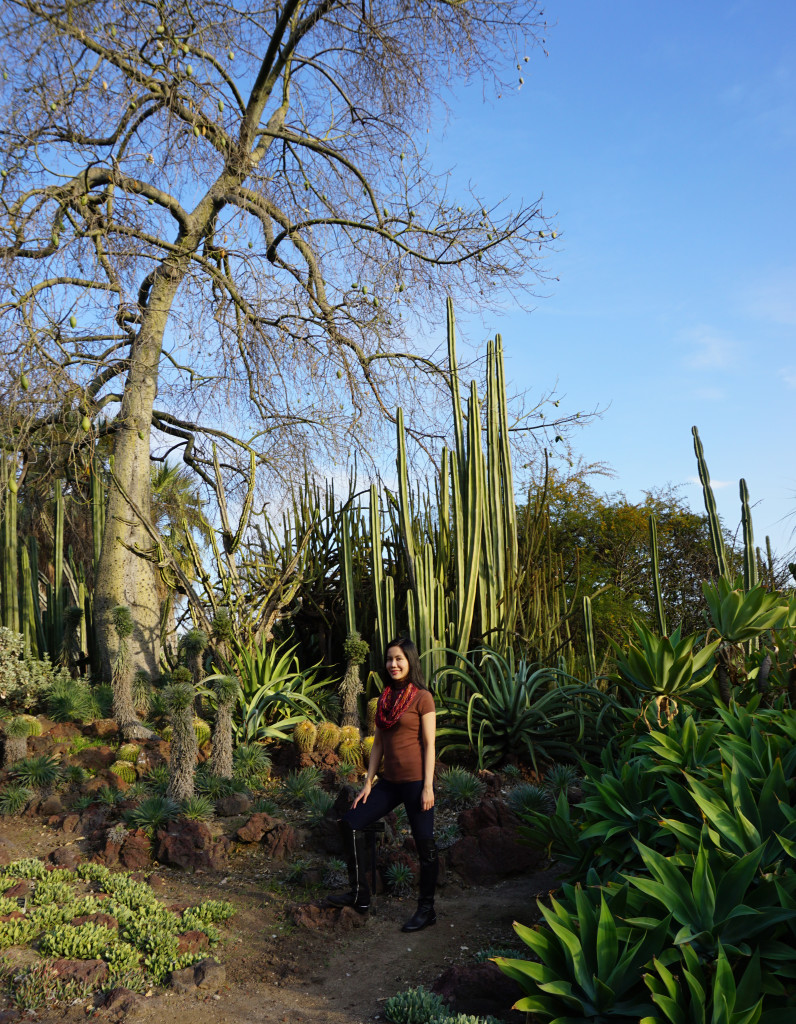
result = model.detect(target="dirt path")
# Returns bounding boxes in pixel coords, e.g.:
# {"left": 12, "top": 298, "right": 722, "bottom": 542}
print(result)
{"left": 0, "top": 819, "right": 557, "bottom": 1024}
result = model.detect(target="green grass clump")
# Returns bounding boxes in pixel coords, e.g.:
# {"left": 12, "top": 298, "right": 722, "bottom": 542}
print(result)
{"left": 180, "top": 794, "right": 215, "bottom": 821}
{"left": 232, "top": 743, "right": 272, "bottom": 786}
{"left": 304, "top": 787, "right": 334, "bottom": 824}
{"left": 280, "top": 766, "right": 323, "bottom": 805}
{"left": 123, "top": 794, "right": 179, "bottom": 836}
{"left": 506, "top": 782, "right": 551, "bottom": 817}
{"left": 543, "top": 762, "right": 580, "bottom": 798}
{"left": 385, "top": 861, "right": 414, "bottom": 896}
{"left": 250, "top": 796, "right": 279, "bottom": 815}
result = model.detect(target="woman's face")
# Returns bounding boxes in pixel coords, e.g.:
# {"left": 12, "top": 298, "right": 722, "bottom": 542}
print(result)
{"left": 386, "top": 645, "right": 410, "bottom": 683}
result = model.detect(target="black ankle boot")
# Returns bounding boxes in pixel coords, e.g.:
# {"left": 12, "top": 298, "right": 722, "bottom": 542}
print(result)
{"left": 402, "top": 836, "right": 438, "bottom": 931}
{"left": 326, "top": 824, "right": 370, "bottom": 914}
{"left": 401, "top": 899, "right": 436, "bottom": 931}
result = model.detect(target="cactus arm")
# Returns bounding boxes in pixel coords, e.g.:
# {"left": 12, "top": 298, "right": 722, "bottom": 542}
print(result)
{"left": 648, "top": 513, "right": 667, "bottom": 636}
{"left": 341, "top": 508, "right": 357, "bottom": 637}
{"left": 691, "top": 426, "right": 729, "bottom": 580}
{"left": 739, "top": 478, "right": 758, "bottom": 593}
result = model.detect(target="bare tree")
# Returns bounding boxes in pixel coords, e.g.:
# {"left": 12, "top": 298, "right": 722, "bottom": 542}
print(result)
{"left": 0, "top": 0, "right": 554, "bottom": 678}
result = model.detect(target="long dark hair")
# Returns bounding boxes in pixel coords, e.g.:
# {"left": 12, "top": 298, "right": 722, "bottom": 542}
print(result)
{"left": 383, "top": 636, "right": 427, "bottom": 690}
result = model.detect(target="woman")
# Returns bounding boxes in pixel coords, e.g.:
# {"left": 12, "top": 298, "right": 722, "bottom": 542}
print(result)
{"left": 327, "top": 636, "right": 438, "bottom": 932}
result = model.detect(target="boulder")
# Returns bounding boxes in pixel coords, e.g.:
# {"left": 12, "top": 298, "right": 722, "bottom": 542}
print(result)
{"left": 47, "top": 722, "right": 82, "bottom": 742}
{"left": 262, "top": 821, "right": 299, "bottom": 861}
{"left": 48, "top": 845, "right": 81, "bottom": 871}
{"left": 214, "top": 792, "right": 251, "bottom": 817}
{"left": 2, "top": 879, "right": 34, "bottom": 898}
{"left": 177, "top": 929, "right": 209, "bottom": 955}
{"left": 194, "top": 958, "right": 226, "bottom": 990}
{"left": 96, "top": 837, "right": 122, "bottom": 868}
{"left": 292, "top": 904, "right": 367, "bottom": 932}
{"left": 50, "top": 958, "right": 109, "bottom": 987}
{"left": 100, "top": 986, "right": 141, "bottom": 1020}
{"left": 156, "top": 820, "right": 230, "bottom": 872}
{"left": 458, "top": 797, "right": 518, "bottom": 836}
{"left": 60, "top": 813, "right": 82, "bottom": 834}
{"left": 119, "top": 829, "right": 152, "bottom": 871}
{"left": 236, "top": 811, "right": 276, "bottom": 843}
{"left": 448, "top": 827, "right": 542, "bottom": 885}
{"left": 169, "top": 965, "right": 197, "bottom": 993}
{"left": 71, "top": 912, "right": 118, "bottom": 930}
{"left": 76, "top": 746, "right": 118, "bottom": 772}
{"left": 432, "top": 961, "right": 524, "bottom": 1021}
{"left": 85, "top": 719, "right": 120, "bottom": 740}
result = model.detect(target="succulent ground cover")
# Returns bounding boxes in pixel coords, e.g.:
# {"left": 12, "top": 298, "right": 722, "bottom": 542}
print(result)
{"left": 0, "top": 858, "right": 234, "bottom": 1011}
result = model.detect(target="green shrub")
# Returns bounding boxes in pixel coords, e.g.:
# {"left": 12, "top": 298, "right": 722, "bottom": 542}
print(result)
{"left": 436, "top": 766, "right": 485, "bottom": 808}
{"left": 385, "top": 986, "right": 449, "bottom": 1024}
{"left": 96, "top": 785, "right": 127, "bottom": 807}
{"left": 46, "top": 676, "right": 97, "bottom": 723}
{"left": 194, "top": 764, "right": 235, "bottom": 799}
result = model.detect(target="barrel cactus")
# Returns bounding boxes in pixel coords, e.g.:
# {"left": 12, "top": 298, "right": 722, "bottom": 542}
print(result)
{"left": 366, "top": 697, "right": 379, "bottom": 735}
{"left": 19, "top": 714, "right": 42, "bottom": 737}
{"left": 117, "top": 743, "right": 140, "bottom": 764}
{"left": 315, "top": 721, "right": 341, "bottom": 753}
{"left": 109, "top": 760, "right": 136, "bottom": 784}
{"left": 193, "top": 718, "right": 211, "bottom": 746}
{"left": 361, "top": 735, "right": 375, "bottom": 765}
{"left": 339, "top": 724, "right": 360, "bottom": 745}
{"left": 337, "top": 738, "right": 362, "bottom": 767}
{"left": 293, "top": 719, "right": 317, "bottom": 753}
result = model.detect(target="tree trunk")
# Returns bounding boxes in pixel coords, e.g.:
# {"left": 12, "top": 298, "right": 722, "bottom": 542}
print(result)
{"left": 340, "top": 660, "right": 362, "bottom": 730}
{"left": 94, "top": 265, "right": 186, "bottom": 682}
{"left": 210, "top": 703, "right": 234, "bottom": 780}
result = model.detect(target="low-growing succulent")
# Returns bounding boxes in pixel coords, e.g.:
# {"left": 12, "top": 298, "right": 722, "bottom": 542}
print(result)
{"left": 107, "top": 822, "right": 129, "bottom": 845}
{"left": 39, "top": 921, "right": 118, "bottom": 959}
{"left": 232, "top": 743, "right": 271, "bottom": 786}
{"left": 96, "top": 785, "right": 127, "bottom": 806}
{"left": 502, "top": 763, "right": 522, "bottom": 781}
{"left": 543, "top": 762, "right": 580, "bottom": 799}
{"left": 123, "top": 794, "right": 179, "bottom": 836}
{"left": 9, "top": 754, "right": 61, "bottom": 789}
{"left": 250, "top": 796, "right": 279, "bottom": 815}
{"left": 507, "top": 782, "right": 551, "bottom": 817}
{"left": 336, "top": 760, "right": 358, "bottom": 782}
{"left": 117, "top": 743, "right": 141, "bottom": 764}
{"left": 142, "top": 763, "right": 170, "bottom": 794}
{"left": 280, "top": 766, "right": 323, "bottom": 804}
{"left": 293, "top": 719, "right": 317, "bottom": 752}
{"left": 304, "top": 787, "right": 334, "bottom": 824}
{"left": 18, "top": 714, "right": 42, "bottom": 737}
{"left": 430, "top": 1015, "right": 501, "bottom": 1024}
{"left": 436, "top": 766, "right": 485, "bottom": 809}
{"left": 385, "top": 861, "right": 415, "bottom": 897}
{"left": 0, "top": 916, "right": 38, "bottom": 949}
{"left": 436, "top": 823, "right": 460, "bottom": 850}
{"left": 0, "top": 783, "right": 33, "bottom": 815}
{"left": 180, "top": 794, "right": 215, "bottom": 820}
{"left": 315, "top": 721, "right": 341, "bottom": 753}
{"left": 384, "top": 985, "right": 449, "bottom": 1024}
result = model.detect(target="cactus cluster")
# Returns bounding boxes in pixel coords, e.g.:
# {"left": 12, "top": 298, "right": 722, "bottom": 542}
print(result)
{"left": 315, "top": 721, "right": 341, "bottom": 753}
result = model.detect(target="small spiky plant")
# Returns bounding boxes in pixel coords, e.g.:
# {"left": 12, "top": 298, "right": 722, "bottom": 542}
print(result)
{"left": 293, "top": 719, "right": 317, "bottom": 753}
{"left": 337, "top": 738, "right": 362, "bottom": 767}
{"left": 366, "top": 697, "right": 379, "bottom": 736}
{"left": 210, "top": 675, "right": 237, "bottom": 780}
{"left": 2, "top": 716, "right": 30, "bottom": 767}
{"left": 164, "top": 683, "right": 198, "bottom": 802}
{"left": 314, "top": 721, "right": 340, "bottom": 753}
{"left": 361, "top": 735, "right": 375, "bottom": 765}
{"left": 117, "top": 743, "right": 140, "bottom": 764}
{"left": 180, "top": 628, "right": 208, "bottom": 689}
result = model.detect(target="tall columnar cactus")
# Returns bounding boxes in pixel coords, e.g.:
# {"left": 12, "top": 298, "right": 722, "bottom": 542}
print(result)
{"left": 1, "top": 456, "right": 20, "bottom": 634}
{"left": 648, "top": 513, "right": 667, "bottom": 637}
{"left": 582, "top": 596, "right": 597, "bottom": 680}
{"left": 165, "top": 682, "right": 198, "bottom": 802}
{"left": 110, "top": 605, "right": 146, "bottom": 739}
{"left": 370, "top": 483, "right": 396, "bottom": 661}
{"left": 739, "top": 479, "right": 758, "bottom": 594}
{"left": 90, "top": 449, "right": 106, "bottom": 581}
{"left": 691, "top": 426, "right": 729, "bottom": 581}
{"left": 210, "top": 675, "right": 238, "bottom": 780}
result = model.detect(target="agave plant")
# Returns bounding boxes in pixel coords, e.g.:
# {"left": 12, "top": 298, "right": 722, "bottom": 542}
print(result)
{"left": 703, "top": 579, "right": 790, "bottom": 645}
{"left": 433, "top": 647, "right": 620, "bottom": 771}
{"left": 495, "top": 880, "right": 670, "bottom": 1023}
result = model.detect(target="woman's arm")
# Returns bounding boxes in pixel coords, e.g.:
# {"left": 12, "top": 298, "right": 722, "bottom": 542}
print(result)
{"left": 420, "top": 711, "right": 436, "bottom": 811}
{"left": 352, "top": 727, "right": 384, "bottom": 808}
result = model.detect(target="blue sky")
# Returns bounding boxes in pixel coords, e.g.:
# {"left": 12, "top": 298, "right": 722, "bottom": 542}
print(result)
{"left": 429, "top": 0, "right": 796, "bottom": 562}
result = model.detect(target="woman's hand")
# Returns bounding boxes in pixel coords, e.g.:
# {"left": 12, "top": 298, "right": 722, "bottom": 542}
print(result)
{"left": 352, "top": 779, "right": 372, "bottom": 809}
{"left": 421, "top": 783, "right": 434, "bottom": 811}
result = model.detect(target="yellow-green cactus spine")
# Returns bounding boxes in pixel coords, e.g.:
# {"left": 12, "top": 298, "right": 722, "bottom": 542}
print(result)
{"left": 109, "top": 760, "right": 136, "bottom": 784}
{"left": 339, "top": 724, "right": 360, "bottom": 745}
{"left": 117, "top": 743, "right": 140, "bottom": 764}
{"left": 366, "top": 697, "right": 379, "bottom": 736}
{"left": 337, "top": 739, "right": 362, "bottom": 767}
{"left": 193, "top": 718, "right": 211, "bottom": 746}
{"left": 361, "top": 735, "right": 375, "bottom": 765}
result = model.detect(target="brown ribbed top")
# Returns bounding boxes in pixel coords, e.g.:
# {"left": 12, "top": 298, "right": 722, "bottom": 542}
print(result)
{"left": 380, "top": 689, "right": 435, "bottom": 783}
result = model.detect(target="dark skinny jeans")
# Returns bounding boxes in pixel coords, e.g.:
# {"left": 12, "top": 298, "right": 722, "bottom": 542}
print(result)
{"left": 342, "top": 778, "right": 434, "bottom": 840}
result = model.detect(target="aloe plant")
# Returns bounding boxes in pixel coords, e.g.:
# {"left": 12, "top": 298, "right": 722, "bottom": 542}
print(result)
{"left": 702, "top": 579, "right": 789, "bottom": 644}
